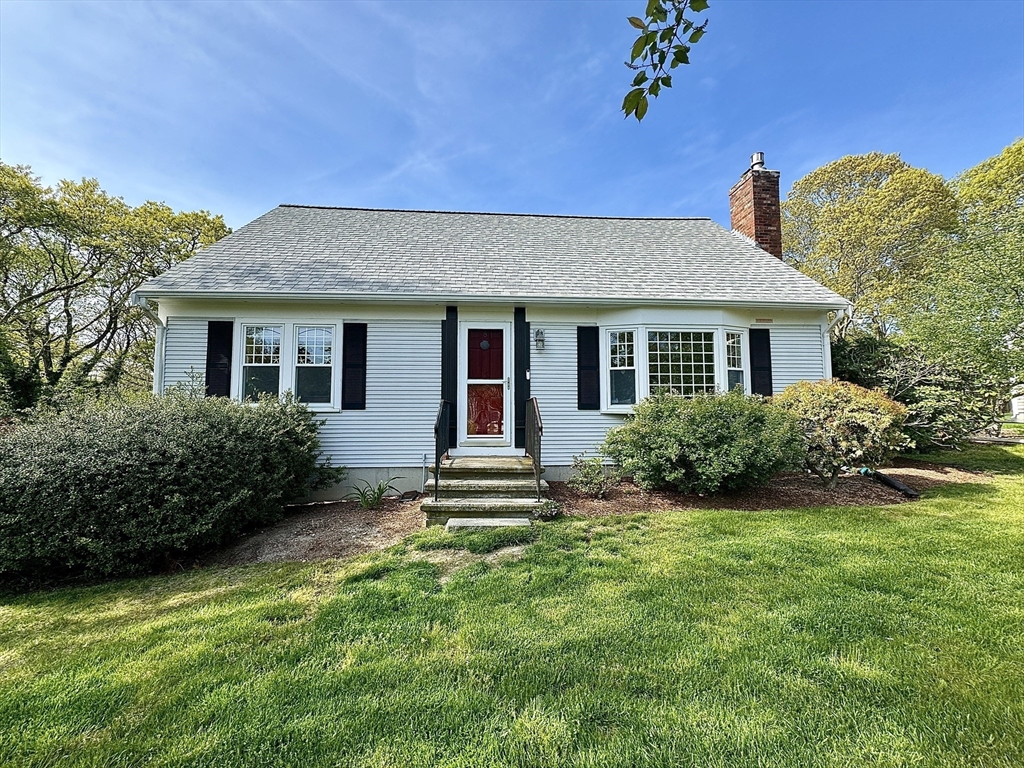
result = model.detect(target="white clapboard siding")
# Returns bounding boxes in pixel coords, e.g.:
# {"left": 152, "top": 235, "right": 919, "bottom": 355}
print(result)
{"left": 162, "top": 317, "right": 208, "bottom": 390}
{"left": 530, "top": 324, "right": 626, "bottom": 467}
{"left": 770, "top": 324, "right": 827, "bottom": 392}
{"left": 318, "top": 320, "right": 441, "bottom": 468}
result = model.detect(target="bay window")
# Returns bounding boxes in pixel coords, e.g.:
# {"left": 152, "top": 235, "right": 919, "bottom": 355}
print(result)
{"left": 601, "top": 326, "right": 750, "bottom": 411}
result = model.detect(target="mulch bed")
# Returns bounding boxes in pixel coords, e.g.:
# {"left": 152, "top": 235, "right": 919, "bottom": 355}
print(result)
{"left": 203, "top": 459, "right": 990, "bottom": 566}
{"left": 205, "top": 498, "right": 425, "bottom": 566}
{"left": 548, "top": 459, "right": 990, "bottom": 517}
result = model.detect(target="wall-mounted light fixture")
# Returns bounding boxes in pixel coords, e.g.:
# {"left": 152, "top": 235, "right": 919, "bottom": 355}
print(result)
{"left": 533, "top": 329, "right": 545, "bottom": 350}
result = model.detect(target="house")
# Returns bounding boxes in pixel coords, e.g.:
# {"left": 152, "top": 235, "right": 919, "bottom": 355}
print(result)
{"left": 135, "top": 154, "right": 850, "bottom": 518}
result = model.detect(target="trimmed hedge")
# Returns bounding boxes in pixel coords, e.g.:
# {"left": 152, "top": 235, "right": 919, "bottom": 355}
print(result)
{"left": 602, "top": 390, "right": 804, "bottom": 494}
{"left": 0, "top": 391, "right": 342, "bottom": 582}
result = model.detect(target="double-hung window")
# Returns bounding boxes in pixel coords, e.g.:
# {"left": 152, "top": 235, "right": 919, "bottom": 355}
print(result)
{"left": 243, "top": 325, "right": 282, "bottom": 399}
{"left": 608, "top": 330, "right": 637, "bottom": 405}
{"left": 647, "top": 330, "right": 716, "bottom": 397}
{"left": 726, "top": 331, "right": 745, "bottom": 392}
{"left": 295, "top": 326, "right": 333, "bottom": 404}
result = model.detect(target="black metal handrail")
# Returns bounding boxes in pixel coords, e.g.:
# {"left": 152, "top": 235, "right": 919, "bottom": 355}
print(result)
{"left": 433, "top": 399, "right": 452, "bottom": 501}
{"left": 525, "top": 397, "right": 543, "bottom": 501}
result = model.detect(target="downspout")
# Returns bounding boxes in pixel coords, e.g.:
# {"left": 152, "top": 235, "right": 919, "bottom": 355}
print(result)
{"left": 132, "top": 294, "right": 165, "bottom": 395}
{"left": 822, "top": 305, "right": 851, "bottom": 380}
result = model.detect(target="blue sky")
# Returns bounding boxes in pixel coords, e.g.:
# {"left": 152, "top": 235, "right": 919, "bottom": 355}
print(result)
{"left": 1, "top": 0, "right": 1022, "bottom": 229}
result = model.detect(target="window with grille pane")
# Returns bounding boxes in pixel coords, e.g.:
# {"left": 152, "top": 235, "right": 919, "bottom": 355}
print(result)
{"left": 726, "top": 332, "right": 744, "bottom": 392}
{"left": 608, "top": 330, "right": 636, "bottom": 405}
{"left": 243, "top": 326, "right": 282, "bottom": 399}
{"left": 295, "top": 326, "right": 333, "bottom": 404}
{"left": 647, "top": 330, "right": 716, "bottom": 396}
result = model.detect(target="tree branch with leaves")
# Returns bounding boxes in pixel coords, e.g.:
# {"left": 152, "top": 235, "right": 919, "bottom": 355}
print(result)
{"left": 622, "top": 0, "right": 709, "bottom": 121}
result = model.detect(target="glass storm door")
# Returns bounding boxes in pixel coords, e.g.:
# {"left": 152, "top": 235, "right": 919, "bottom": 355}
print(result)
{"left": 465, "top": 327, "right": 508, "bottom": 442}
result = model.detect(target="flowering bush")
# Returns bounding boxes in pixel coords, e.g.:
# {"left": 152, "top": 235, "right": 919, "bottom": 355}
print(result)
{"left": 774, "top": 379, "right": 910, "bottom": 488}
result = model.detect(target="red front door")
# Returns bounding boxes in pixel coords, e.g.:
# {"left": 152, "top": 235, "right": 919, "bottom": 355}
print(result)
{"left": 466, "top": 328, "right": 504, "bottom": 438}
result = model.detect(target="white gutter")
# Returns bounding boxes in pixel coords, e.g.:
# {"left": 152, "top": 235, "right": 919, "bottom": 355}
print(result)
{"left": 132, "top": 294, "right": 165, "bottom": 395}
{"left": 132, "top": 289, "right": 851, "bottom": 312}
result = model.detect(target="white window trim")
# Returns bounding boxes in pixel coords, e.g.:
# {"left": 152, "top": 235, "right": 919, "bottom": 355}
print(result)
{"left": 601, "top": 326, "right": 641, "bottom": 414}
{"left": 293, "top": 323, "right": 339, "bottom": 410}
{"left": 724, "top": 327, "right": 750, "bottom": 394}
{"left": 601, "top": 325, "right": 750, "bottom": 413}
{"left": 238, "top": 322, "right": 284, "bottom": 402}
{"left": 233, "top": 320, "right": 343, "bottom": 412}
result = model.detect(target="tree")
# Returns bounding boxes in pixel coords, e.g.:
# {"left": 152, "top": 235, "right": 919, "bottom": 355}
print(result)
{"left": 622, "top": 0, "right": 710, "bottom": 121}
{"left": 831, "top": 332, "right": 1000, "bottom": 449}
{"left": 781, "top": 153, "right": 958, "bottom": 338}
{"left": 901, "top": 139, "right": 1024, "bottom": 383}
{"left": 0, "top": 162, "right": 229, "bottom": 404}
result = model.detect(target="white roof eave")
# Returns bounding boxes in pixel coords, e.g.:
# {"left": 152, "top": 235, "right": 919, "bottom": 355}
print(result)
{"left": 131, "top": 288, "right": 851, "bottom": 312}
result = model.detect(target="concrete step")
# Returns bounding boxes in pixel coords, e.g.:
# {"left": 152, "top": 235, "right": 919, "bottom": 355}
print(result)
{"left": 429, "top": 478, "right": 549, "bottom": 498}
{"left": 429, "top": 456, "right": 543, "bottom": 479}
{"left": 445, "top": 517, "right": 533, "bottom": 532}
{"left": 421, "top": 497, "right": 546, "bottom": 526}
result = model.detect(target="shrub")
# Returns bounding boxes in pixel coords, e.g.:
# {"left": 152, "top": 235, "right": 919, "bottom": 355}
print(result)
{"left": 533, "top": 499, "right": 562, "bottom": 520}
{"left": 0, "top": 389, "right": 343, "bottom": 582}
{"left": 832, "top": 333, "right": 1000, "bottom": 450}
{"left": 602, "top": 390, "right": 804, "bottom": 494}
{"left": 566, "top": 453, "right": 620, "bottom": 498}
{"left": 774, "top": 379, "right": 910, "bottom": 488}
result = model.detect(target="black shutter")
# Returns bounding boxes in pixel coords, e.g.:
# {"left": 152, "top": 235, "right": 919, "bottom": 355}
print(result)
{"left": 577, "top": 326, "right": 600, "bottom": 410}
{"left": 514, "top": 307, "right": 530, "bottom": 449}
{"left": 749, "top": 328, "right": 774, "bottom": 396}
{"left": 440, "top": 306, "right": 458, "bottom": 445}
{"left": 341, "top": 323, "right": 367, "bottom": 409}
{"left": 204, "top": 321, "right": 233, "bottom": 397}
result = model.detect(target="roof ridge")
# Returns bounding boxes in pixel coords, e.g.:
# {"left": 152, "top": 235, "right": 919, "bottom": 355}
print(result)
{"left": 276, "top": 204, "right": 712, "bottom": 222}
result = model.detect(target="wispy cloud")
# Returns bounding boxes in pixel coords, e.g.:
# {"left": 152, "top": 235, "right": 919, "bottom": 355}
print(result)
{"left": 1, "top": 0, "right": 1020, "bottom": 228}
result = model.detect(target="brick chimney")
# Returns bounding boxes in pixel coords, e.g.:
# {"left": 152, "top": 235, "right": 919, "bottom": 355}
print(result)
{"left": 728, "top": 152, "right": 782, "bottom": 259}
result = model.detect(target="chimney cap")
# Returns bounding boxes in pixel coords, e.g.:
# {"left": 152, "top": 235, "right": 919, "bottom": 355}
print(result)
{"left": 750, "top": 152, "right": 766, "bottom": 170}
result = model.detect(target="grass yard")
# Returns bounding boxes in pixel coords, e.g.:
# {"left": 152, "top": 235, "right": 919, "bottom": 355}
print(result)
{"left": 2, "top": 446, "right": 1023, "bottom": 768}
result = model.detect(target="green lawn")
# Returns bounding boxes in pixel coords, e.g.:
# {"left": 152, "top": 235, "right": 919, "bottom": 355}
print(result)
{"left": 999, "top": 421, "right": 1024, "bottom": 436}
{"left": 2, "top": 446, "right": 1023, "bottom": 768}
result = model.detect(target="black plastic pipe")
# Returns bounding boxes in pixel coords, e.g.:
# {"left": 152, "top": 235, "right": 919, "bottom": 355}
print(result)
{"left": 858, "top": 467, "right": 920, "bottom": 498}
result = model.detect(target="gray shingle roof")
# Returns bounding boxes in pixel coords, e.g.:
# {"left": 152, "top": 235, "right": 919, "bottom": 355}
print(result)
{"left": 138, "top": 205, "right": 848, "bottom": 308}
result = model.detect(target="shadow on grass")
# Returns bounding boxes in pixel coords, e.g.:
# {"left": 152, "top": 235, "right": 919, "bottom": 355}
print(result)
{"left": 906, "top": 444, "right": 1024, "bottom": 475}
{"left": 408, "top": 525, "right": 540, "bottom": 555}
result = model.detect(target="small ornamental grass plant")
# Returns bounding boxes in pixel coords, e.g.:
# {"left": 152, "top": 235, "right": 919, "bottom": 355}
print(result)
{"left": 0, "top": 388, "right": 343, "bottom": 583}
{"left": 346, "top": 477, "right": 402, "bottom": 509}
{"left": 774, "top": 378, "right": 910, "bottom": 488}
{"left": 602, "top": 389, "right": 804, "bottom": 495}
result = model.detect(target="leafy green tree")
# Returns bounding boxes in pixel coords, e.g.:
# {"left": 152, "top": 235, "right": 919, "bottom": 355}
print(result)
{"left": 0, "top": 162, "right": 229, "bottom": 403}
{"left": 901, "top": 139, "right": 1024, "bottom": 382}
{"left": 622, "top": 0, "right": 709, "bottom": 121}
{"left": 832, "top": 332, "right": 1000, "bottom": 449}
{"left": 782, "top": 153, "right": 959, "bottom": 338}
